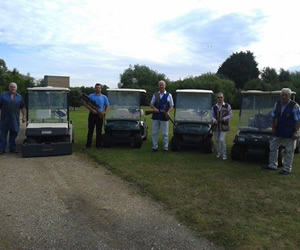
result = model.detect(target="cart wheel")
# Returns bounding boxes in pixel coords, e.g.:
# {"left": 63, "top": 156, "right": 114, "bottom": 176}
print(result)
{"left": 203, "top": 137, "right": 213, "bottom": 154}
{"left": 132, "top": 134, "right": 142, "bottom": 148}
{"left": 102, "top": 134, "right": 112, "bottom": 148}
{"left": 25, "top": 137, "right": 37, "bottom": 144}
{"left": 171, "top": 136, "right": 181, "bottom": 151}
{"left": 231, "top": 144, "right": 242, "bottom": 161}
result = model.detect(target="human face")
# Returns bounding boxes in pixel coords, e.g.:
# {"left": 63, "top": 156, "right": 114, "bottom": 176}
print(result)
{"left": 217, "top": 95, "right": 224, "bottom": 104}
{"left": 280, "top": 93, "right": 290, "bottom": 104}
{"left": 158, "top": 81, "right": 165, "bottom": 93}
{"left": 9, "top": 83, "right": 17, "bottom": 94}
{"left": 95, "top": 85, "right": 102, "bottom": 94}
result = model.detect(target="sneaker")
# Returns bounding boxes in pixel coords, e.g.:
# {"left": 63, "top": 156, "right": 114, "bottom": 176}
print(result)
{"left": 279, "top": 170, "right": 290, "bottom": 175}
{"left": 222, "top": 155, "right": 227, "bottom": 160}
{"left": 9, "top": 149, "right": 18, "bottom": 153}
{"left": 151, "top": 148, "right": 158, "bottom": 152}
{"left": 216, "top": 153, "right": 221, "bottom": 158}
{"left": 163, "top": 149, "right": 168, "bottom": 152}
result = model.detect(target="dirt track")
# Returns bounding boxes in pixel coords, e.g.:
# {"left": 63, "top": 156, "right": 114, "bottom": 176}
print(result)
{"left": 0, "top": 126, "right": 218, "bottom": 249}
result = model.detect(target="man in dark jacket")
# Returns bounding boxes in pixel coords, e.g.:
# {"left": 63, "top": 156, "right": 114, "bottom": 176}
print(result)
{"left": 267, "top": 88, "right": 300, "bottom": 175}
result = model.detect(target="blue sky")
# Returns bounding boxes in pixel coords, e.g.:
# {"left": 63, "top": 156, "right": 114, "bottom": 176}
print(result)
{"left": 0, "top": 0, "right": 299, "bottom": 88}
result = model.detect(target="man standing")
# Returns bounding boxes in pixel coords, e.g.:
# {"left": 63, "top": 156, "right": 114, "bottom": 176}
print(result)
{"left": 267, "top": 88, "right": 300, "bottom": 175}
{"left": 0, "top": 82, "right": 26, "bottom": 154}
{"left": 150, "top": 80, "right": 174, "bottom": 152}
{"left": 211, "top": 92, "right": 232, "bottom": 160}
{"left": 84, "top": 83, "right": 110, "bottom": 149}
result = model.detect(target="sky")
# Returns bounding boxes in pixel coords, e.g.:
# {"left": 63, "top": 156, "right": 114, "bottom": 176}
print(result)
{"left": 0, "top": 0, "right": 300, "bottom": 88}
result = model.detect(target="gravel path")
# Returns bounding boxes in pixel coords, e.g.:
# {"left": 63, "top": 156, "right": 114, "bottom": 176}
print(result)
{"left": 0, "top": 126, "right": 219, "bottom": 249}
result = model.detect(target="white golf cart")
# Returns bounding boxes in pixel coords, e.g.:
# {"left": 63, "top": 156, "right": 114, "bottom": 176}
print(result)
{"left": 231, "top": 90, "right": 299, "bottom": 161}
{"left": 22, "top": 87, "right": 73, "bottom": 157}
{"left": 171, "top": 89, "right": 214, "bottom": 153}
{"left": 102, "top": 88, "right": 148, "bottom": 148}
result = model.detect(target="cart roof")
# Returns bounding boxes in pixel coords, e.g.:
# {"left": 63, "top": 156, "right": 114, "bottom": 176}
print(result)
{"left": 176, "top": 89, "right": 213, "bottom": 94}
{"left": 27, "top": 86, "right": 70, "bottom": 91}
{"left": 241, "top": 90, "right": 296, "bottom": 95}
{"left": 107, "top": 88, "right": 146, "bottom": 93}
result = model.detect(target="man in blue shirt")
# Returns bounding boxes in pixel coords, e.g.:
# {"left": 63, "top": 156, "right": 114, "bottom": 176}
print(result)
{"left": 84, "top": 83, "right": 110, "bottom": 149}
{"left": 267, "top": 88, "right": 300, "bottom": 175}
{"left": 0, "top": 82, "right": 26, "bottom": 154}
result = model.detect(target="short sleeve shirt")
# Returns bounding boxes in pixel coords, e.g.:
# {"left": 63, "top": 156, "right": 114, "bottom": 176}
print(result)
{"left": 88, "top": 93, "right": 110, "bottom": 112}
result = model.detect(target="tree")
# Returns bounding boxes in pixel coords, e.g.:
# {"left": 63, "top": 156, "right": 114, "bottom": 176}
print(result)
{"left": 261, "top": 67, "right": 279, "bottom": 83}
{"left": 119, "top": 64, "right": 168, "bottom": 88}
{"left": 217, "top": 51, "right": 260, "bottom": 89}
{"left": 69, "top": 88, "right": 83, "bottom": 110}
{"left": 279, "top": 68, "right": 291, "bottom": 82}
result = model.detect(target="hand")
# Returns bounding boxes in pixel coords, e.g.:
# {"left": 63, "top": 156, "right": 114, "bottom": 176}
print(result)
{"left": 154, "top": 108, "right": 160, "bottom": 113}
{"left": 213, "top": 120, "right": 218, "bottom": 124}
{"left": 91, "top": 109, "right": 97, "bottom": 115}
{"left": 293, "top": 132, "right": 299, "bottom": 140}
{"left": 22, "top": 117, "right": 26, "bottom": 123}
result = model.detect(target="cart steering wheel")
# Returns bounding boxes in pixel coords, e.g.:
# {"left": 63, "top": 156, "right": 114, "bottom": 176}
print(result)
{"left": 198, "top": 110, "right": 208, "bottom": 117}
{"left": 128, "top": 107, "right": 140, "bottom": 114}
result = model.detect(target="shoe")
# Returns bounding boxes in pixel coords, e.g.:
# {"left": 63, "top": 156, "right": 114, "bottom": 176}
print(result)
{"left": 216, "top": 153, "right": 221, "bottom": 158}
{"left": 279, "top": 170, "right": 290, "bottom": 175}
{"left": 9, "top": 149, "right": 18, "bottom": 153}
{"left": 163, "top": 149, "right": 168, "bottom": 152}
{"left": 222, "top": 155, "right": 227, "bottom": 160}
{"left": 263, "top": 166, "right": 277, "bottom": 171}
{"left": 151, "top": 148, "right": 158, "bottom": 152}
{"left": 0, "top": 151, "right": 5, "bottom": 155}
{"left": 83, "top": 146, "right": 90, "bottom": 149}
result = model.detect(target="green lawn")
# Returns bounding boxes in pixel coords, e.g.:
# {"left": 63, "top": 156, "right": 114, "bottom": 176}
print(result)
{"left": 70, "top": 107, "right": 300, "bottom": 249}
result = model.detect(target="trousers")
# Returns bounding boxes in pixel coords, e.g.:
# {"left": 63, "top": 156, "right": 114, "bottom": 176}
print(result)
{"left": 152, "top": 119, "right": 169, "bottom": 150}
{"left": 214, "top": 131, "right": 227, "bottom": 156}
{"left": 268, "top": 136, "right": 295, "bottom": 172}
{"left": 0, "top": 129, "right": 18, "bottom": 151}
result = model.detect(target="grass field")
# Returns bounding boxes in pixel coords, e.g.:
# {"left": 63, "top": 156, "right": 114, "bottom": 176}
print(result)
{"left": 70, "top": 107, "right": 300, "bottom": 249}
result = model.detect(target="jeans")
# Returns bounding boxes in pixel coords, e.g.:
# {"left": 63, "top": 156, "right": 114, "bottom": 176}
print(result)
{"left": 0, "top": 129, "right": 18, "bottom": 151}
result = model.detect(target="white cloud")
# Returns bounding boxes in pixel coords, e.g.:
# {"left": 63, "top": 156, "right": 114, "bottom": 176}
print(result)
{"left": 0, "top": 0, "right": 300, "bottom": 87}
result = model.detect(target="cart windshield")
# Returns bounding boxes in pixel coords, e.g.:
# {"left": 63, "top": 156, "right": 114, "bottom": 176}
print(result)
{"left": 106, "top": 91, "right": 141, "bottom": 120}
{"left": 175, "top": 92, "right": 211, "bottom": 122}
{"left": 239, "top": 94, "right": 279, "bottom": 132}
{"left": 27, "top": 91, "right": 68, "bottom": 123}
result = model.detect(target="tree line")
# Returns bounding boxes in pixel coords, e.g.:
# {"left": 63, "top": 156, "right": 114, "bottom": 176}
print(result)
{"left": 1, "top": 51, "right": 300, "bottom": 109}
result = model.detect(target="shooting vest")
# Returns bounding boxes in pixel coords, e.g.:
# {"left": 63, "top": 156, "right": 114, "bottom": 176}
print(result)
{"left": 274, "top": 100, "right": 296, "bottom": 138}
{"left": 152, "top": 92, "right": 170, "bottom": 121}
{"left": 213, "top": 103, "right": 229, "bottom": 131}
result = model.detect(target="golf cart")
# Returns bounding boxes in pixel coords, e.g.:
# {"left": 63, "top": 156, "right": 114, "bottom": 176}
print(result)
{"left": 231, "top": 90, "right": 299, "bottom": 161}
{"left": 102, "top": 88, "right": 148, "bottom": 148}
{"left": 22, "top": 87, "right": 73, "bottom": 157}
{"left": 171, "top": 89, "right": 214, "bottom": 153}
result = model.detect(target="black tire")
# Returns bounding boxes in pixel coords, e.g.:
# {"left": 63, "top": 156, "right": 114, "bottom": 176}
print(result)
{"left": 25, "top": 137, "right": 37, "bottom": 144}
{"left": 102, "top": 134, "right": 113, "bottom": 148}
{"left": 231, "top": 144, "right": 242, "bottom": 161}
{"left": 171, "top": 136, "right": 181, "bottom": 151}
{"left": 132, "top": 134, "right": 142, "bottom": 148}
{"left": 203, "top": 137, "right": 213, "bottom": 154}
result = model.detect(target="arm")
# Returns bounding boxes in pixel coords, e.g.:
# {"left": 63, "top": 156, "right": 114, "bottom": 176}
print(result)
{"left": 21, "top": 107, "right": 26, "bottom": 123}
{"left": 222, "top": 104, "right": 233, "bottom": 121}
{"left": 150, "top": 95, "right": 159, "bottom": 113}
